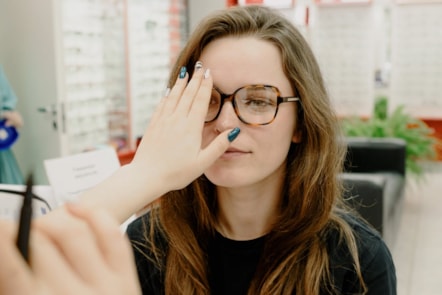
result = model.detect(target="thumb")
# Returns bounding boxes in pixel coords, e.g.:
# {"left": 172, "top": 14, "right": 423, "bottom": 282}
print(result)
{"left": 199, "top": 127, "right": 241, "bottom": 169}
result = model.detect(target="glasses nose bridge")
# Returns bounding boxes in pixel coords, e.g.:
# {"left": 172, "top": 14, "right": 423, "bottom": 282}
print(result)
{"left": 219, "top": 92, "right": 235, "bottom": 106}
{"left": 216, "top": 91, "right": 238, "bottom": 116}
{"left": 214, "top": 90, "right": 239, "bottom": 122}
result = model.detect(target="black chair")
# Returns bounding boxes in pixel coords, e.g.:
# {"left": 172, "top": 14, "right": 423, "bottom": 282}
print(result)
{"left": 341, "top": 137, "right": 406, "bottom": 246}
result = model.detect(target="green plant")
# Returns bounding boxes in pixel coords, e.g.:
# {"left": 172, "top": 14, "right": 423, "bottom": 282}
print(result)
{"left": 341, "top": 96, "right": 439, "bottom": 176}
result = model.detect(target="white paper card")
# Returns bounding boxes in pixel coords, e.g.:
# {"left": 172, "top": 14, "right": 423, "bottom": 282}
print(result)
{"left": 44, "top": 147, "right": 121, "bottom": 206}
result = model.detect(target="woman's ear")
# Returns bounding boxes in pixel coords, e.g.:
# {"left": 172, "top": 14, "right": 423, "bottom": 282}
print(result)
{"left": 292, "top": 129, "right": 302, "bottom": 143}
{"left": 292, "top": 101, "right": 303, "bottom": 143}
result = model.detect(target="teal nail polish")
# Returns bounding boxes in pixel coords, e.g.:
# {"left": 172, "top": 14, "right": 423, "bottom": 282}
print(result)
{"left": 179, "top": 66, "right": 187, "bottom": 79}
{"left": 228, "top": 127, "right": 240, "bottom": 142}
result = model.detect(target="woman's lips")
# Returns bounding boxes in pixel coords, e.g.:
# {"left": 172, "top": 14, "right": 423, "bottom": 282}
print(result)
{"left": 221, "top": 148, "right": 250, "bottom": 159}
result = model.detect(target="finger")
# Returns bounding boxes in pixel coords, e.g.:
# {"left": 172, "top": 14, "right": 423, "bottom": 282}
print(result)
{"left": 30, "top": 225, "right": 86, "bottom": 293}
{"left": 189, "top": 68, "right": 212, "bottom": 124}
{"left": 66, "top": 203, "right": 136, "bottom": 273}
{"left": 66, "top": 204, "right": 142, "bottom": 294}
{"left": 148, "top": 87, "right": 170, "bottom": 125}
{"left": 161, "top": 67, "right": 189, "bottom": 115}
{"left": 2, "top": 112, "right": 19, "bottom": 127}
{"left": 34, "top": 209, "right": 109, "bottom": 284}
{"left": 175, "top": 61, "right": 206, "bottom": 114}
{"left": 0, "top": 221, "right": 34, "bottom": 295}
{"left": 199, "top": 128, "right": 241, "bottom": 170}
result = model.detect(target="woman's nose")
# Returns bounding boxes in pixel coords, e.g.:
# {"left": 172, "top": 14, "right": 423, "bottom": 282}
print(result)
{"left": 214, "top": 101, "right": 239, "bottom": 132}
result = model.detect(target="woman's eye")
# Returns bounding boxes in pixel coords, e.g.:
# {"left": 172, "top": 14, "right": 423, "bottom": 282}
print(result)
{"left": 244, "top": 96, "right": 275, "bottom": 107}
{"left": 247, "top": 99, "right": 269, "bottom": 106}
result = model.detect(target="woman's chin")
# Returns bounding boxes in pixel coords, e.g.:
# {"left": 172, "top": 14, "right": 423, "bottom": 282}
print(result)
{"left": 204, "top": 171, "right": 251, "bottom": 188}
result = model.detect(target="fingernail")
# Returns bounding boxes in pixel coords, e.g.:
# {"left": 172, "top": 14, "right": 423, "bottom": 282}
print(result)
{"left": 204, "top": 68, "right": 210, "bottom": 79}
{"left": 179, "top": 66, "right": 187, "bottom": 79}
{"left": 195, "top": 61, "right": 203, "bottom": 71}
{"left": 227, "top": 127, "right": 240, "bottom": 142}
{"left": 164, "top": 87, "right": 171, "bottom": 97}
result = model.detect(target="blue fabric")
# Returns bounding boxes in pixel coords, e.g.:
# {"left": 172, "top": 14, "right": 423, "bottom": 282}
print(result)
{"left": 0, "top": 149, "right": 23, "bottom": 184}
{"left": 0, "top": 65, "right": 23, "bottom": 184}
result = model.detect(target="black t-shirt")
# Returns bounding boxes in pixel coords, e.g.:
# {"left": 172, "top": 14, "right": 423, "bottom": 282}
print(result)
{"left": 126, "top": 214, "right": 396, "bottom": 295}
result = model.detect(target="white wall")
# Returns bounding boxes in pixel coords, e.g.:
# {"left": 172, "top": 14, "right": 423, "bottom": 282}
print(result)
{"left": 0, "top": 1, "right": 6, "bottom": 60}
{"left": 187, "top": 0, "right": 225, "bottom": 32}
{"left": 0, "top": 0, "right": 63, "bottom": 184}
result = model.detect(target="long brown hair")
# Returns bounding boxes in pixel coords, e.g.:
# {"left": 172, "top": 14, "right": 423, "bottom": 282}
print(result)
{"left": 141, "top": 5, "right": 366, "bottom": 295}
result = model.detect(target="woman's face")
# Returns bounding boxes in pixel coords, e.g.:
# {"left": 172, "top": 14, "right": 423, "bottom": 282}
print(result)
{"left": 200, "top": 36, "right": 300, "bottom": 188}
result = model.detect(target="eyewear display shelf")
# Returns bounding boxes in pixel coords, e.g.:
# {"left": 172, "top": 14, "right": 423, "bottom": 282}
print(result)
{"left": 63, "top": 0, "right": 187, "bottom": 158}
{"left": 390, "top": 0, "right": 442, "bottom": 160}
{"left": 62, "top": 0, "right": 127, "bottom": 155}
{"left": 390, "top": 0, "right": 442, "bottom": 118}
{"left": 1, "top": 0, "right": 187, "bottom": 183}
{"left": 309, "top": 0, "right": 376, "bottom": 118}
{"left": 309, "top": 0, "right": 442, "bottom": 160}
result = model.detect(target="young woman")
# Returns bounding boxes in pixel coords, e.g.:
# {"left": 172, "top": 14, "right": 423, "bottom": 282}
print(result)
{"left": 0, "top": 5, "right": 395, "bottom": 295}
{"left": 126, "top": 5, "right": 396, "bottom": 295}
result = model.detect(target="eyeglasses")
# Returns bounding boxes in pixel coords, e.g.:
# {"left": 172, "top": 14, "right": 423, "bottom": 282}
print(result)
{"left": 0, "top": 174, "right": 44, "bottom": 263}
{"left": 205, "top": 85, "right": 300, "bottom": 126}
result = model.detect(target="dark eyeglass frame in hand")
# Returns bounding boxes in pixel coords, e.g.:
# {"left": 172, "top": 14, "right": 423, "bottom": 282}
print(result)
{"left": 205, "top": 84, "right": 300, "bottom": 126}
{"left": 0, "top": 174, "right": 49, "bottom": 263}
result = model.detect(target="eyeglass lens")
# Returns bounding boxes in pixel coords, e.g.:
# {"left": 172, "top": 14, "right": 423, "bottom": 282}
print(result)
{"left": 206, "top": 85, "right": 279, "bottom": 125}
